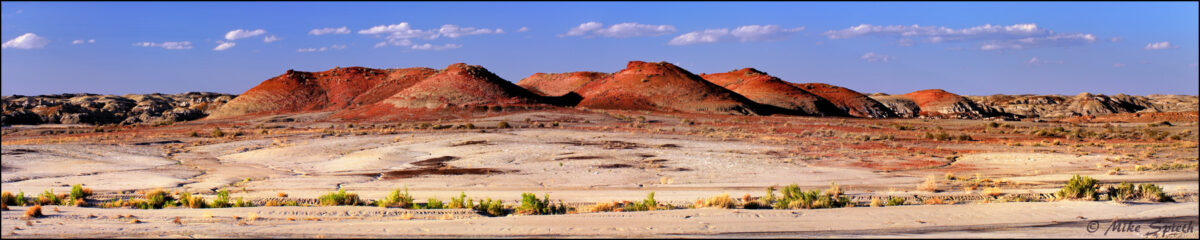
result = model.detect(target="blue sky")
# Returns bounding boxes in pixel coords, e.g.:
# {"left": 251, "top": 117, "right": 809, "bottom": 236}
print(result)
{"left": 2, "top": 2, "right": 1197, "bottom": 96}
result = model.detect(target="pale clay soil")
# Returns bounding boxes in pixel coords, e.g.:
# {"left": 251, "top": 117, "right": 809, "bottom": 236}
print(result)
{"left": 1, "top": 111, "right": 1198, "bottom": 238}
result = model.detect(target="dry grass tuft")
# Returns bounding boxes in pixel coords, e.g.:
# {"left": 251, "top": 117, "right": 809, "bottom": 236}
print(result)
{"left": 398, "top": 213, "right": 414, "bottom": 220}
{"left": 24, "top": 205, "right": 43, "bottom": 218}
{"left": 277, "top": 192, "right": 288, "bottom": 198}
{"left": 869, "top": 197, "right": 884, "bottom": 207}
{"left": 694, "top": 193, "right": 735, "bottom": 209}
{"left": 129, "top": 219, "right": 142, "bottom": 224}
{"left": 173, "top": 217, "right": 182, "bottom": 225}
{"left": 918, "top": 175, "right": 939, "bottom": 192}
{"left": 982, "top": 187, "right": 1004, "bottom": 197}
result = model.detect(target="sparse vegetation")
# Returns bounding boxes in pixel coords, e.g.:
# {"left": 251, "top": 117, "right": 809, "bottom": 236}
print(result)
{"left": 694, "top": 193, "right": 736, "bottom": 209}
{"left": 763, "top": 183, "right": 851, "bottom": 209}
{"left": 376, "top": 187, "right": 415, "bottom": 208}
{"left": 1056, "top": 175, "right": 1098, "bottom": 200}
{"left": 211, "top": 127, "right": 225, "bottom": 138}
{"left": 886, "top": 196, "right": 906, "bottom": 206}
{"left": 1106, "top": 182, "right": 1173, "bottom": 202}
{"left": 24, "top": 205, "right": 43, "bottom": 218}
{"left": 515, "top": 193, "right": 567, "bottom": 215}
{"left": 318, "top": 189, "right": 362, "bottom": 206}
{"left": 919, "top": 175, "right": 939, "bottom": 192}
{"left": 474, "top": 197, "right": 506, "bottom": 216}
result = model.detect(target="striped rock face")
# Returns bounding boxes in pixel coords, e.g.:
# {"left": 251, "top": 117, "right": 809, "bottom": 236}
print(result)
{"left": 573, "top": 61, "right": 761, "bottom": 115}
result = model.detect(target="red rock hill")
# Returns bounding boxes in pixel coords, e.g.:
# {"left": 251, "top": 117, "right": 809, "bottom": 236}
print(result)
{"left": 573, "top": 61, "right": 760, "bottom": 115}
{"left": 790, "top": 83, "right": 895, "bottom": 118}
{"left": 699, "top": 68, "right": 843, "bottom": 116}
{"left": 209, "top": 67, "right": 435, "bottom": 118}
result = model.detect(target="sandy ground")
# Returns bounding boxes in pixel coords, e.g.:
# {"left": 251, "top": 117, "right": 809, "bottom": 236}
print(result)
{"left": 2, "top": 202, "right": 1195, "bottom": 238}
{"left": 2, "top": 110, "right": 1197, "bottom": 238}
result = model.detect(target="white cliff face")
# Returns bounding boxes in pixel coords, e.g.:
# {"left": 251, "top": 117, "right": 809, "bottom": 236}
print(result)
{"left": 2, "top": 92, "right": 236, "bottom": 125}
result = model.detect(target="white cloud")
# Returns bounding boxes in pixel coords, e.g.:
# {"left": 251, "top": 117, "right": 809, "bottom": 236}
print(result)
{"left": 1144, "top": 41, "right": 1175, "bottom": 50}
{"left": 669, "top": 25, "right": 803, "bottom": 45}
{"left": 562, "top": 22, "right": 603, "bottom": 37}
{"left": 437, "top": 24, "right": 503, "bottom": 38}
{"left": 132, "top": 41, "right": 192, "bottom": 50}
{"left": 1112, "top": 63, "right": 1126, "bottom": 68}
{"left": 561, "top": 22, "right": 675, "bottom": 38}
{"left": 297, "top": 44, "right": 348, "bottom": 53}
{"left": 2, "top": 33, "right": 50, "bottom": 49}
{"left": 224, "top": 29, "right": 267, "bottom": 40}
{"left": 71, "top": 39, "right": 95, "bottom": 45}
{"left": 517, "top": 27, "right": 529, "bottom": 32}
{"left": 213, "top": 41, "right": 236, "bottom": 51}
{"left": 1110, "top": 37, "right": 1122, "bottom": 43}
{"left": 1025, "top": 57, "right": 1063, "bottom": 65}
{"left": 824, "top": 23, "right": 1095, "bottom": 50}
{"left": 263, "top": 35, "right": 280, "bottom": 43}
{"left": 359, "top": 22, "right": 500, "bottom": 48}
{"left": 309, "top": 26, "right": 351, "bottom": 35}
{"left": 411, "top": 43, "right": 462, "bottom": 51}
{"left": 860, "top": 52, "right": 893, "bottom": 62}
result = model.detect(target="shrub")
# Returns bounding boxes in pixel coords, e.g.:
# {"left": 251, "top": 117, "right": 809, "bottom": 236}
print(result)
{"left": 277, "top": 192, "right": 288, "bottom": 198}
{"left": 981, "top": 187, "right": 1003, "bottom": 197}
{"left": 211, "top": 127, "right": 225, "bottom": 138}
{"left": 318, "top": 189, "right": 361, "bottom": 206}
{"left": 497, "top": 121, "right": 511, "bottom": 129}
{"left": 38, "top": 189, "right": 60, "bottom": 205}
{"left": 448, "top": 192, "right": 469, "bottom": 209}
{"left": 870, "top": 197, "right": 884, "bottom": 207}
{"left": 886, "top": 196, "right": 906, "bottom": 206}
{"left": 622, "top": 192, "right": 662, "bottom": 211}
{"left": 24, "top": 205, "right": 43, "bottom": 218}
{"left": 695, "top": 193, "right": 736, "bottom": 209}
{"left": 474, "top": 198, "right": 507, "bottom": 216}
{"left": 1139, "top": 184, "right": 1172, "bottom": 202}
{"left": 144, "top": 189, "right": 168, "bottom": 209}
{"left": 424, "top": 197, "right": 444, "bottom": 209}
{"left": 769, "top": 183, "right": 850, "bottom": 209}
{"left": 515, "top": 193, "right": 567, "bottom": 215}
{"left": 1, "top": 191, "right": 16, "bottom": 206}
{"left": 918, "top": 175, "right": 939, "bottom": 192}
{"left": 377, "top": 187, "right": 414, "bottom": 208}
{"left": 179, "top": 192, "right": 206, "bottom": 208}
{"left": 234, "top": 197, "right": 250, "bottom": 208}
{"left": 211, "top": 189, "right": 232, "bottom": 208}
{"left": 1056, "top": 175, "right": 1098, "bottom": 200}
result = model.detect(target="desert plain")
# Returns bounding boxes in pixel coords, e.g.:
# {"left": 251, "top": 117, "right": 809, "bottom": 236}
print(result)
{"left": 1, "top": 62, "right": 1198, "bottom": 238}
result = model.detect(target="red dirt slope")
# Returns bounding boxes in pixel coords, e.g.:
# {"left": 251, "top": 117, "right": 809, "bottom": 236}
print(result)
{"left": 209, "top": 67, "right": 436, "bottom": 118}
{"left": 900, "top": 89, "right": 992, "bottom": 118}
{"left": 517, "top": 72, "right": 610, "bottom": 96}
{"left": 375, "top": 63, "right": 543, "bottom": 109}
{"left": 790, "top": 83, "right": 895, "bottom": 118}
{"left": 699, "top": 68, "right": 843, "bottom": 116}
{"left": 573, "top": 61, "right": 760, "bottom": 115}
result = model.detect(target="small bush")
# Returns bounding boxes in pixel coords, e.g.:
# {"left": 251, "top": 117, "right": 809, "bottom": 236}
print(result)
{"left": 377, "top": 187, "right": 414, "bottom": 208}
{"left": 211, "top": 127, "right": 225, "bottom": 138}
{"left": 144, "top": 189, "right": 168, "bottom": 209}
{"left": 869, "top": 197, "right": 884, "bottom": 207}
{"left": 424, "top": 197, "right": 444, "bottom": 209}
{"left": 179, "top": 192, "right": 206, "bottom": 208}
{"left": 769, "top": 183, "right": 850, "bottom": 209}
{"left": 515, "top": 193, "right": 567, "bottom": 215}
{"left": 448, "top": 192, "right": 469, "bottom": 209}
{"left": 38, "top": 189, "right": 60, "bottom": 205}
{"left": 886, "top": 196, "right": 906, "bottom": 206}
{"left": 211, "top": 189, "right": 232, "bottom": 208}
{"left": 319, "top": 189, "right": 362, "bottom": 206}
{"left": 918, "top": 175, "right": 939, "bottom": 192}
{"left": 1138, "top": 183, "right": 1172, "bottom": 202}
{"left": 277, "top": 192, "right": 288, "bottom": 198}
{"left": 981, "top": 187, "right": 1003, "bottom": 197}
{"left": 24, "top": 205, "right": 43, "bottom": 218}
{"left": 1, "top": 191, "right": 16, "bottom": 206}
{"left": 1056, "top": 175, "right": 1098, "bottom": 200}
{"left": 695, "top": 193, "right": 736, "bottom": 209}
{"left": 474, "top": 198, "right": 507, "bottom": 216}
{"left": 497, "top": 121, "right": 511, "bottom": 129}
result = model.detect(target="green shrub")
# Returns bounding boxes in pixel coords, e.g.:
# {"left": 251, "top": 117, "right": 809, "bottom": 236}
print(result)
{"left": 449, "top": 192, "right": 469, "bottom": 209}
{"left": 474, "top": 197, "right": 507, "bottom": 216}
{"left": 515, "top": 193, "right": 567, "bottom": 215}
{"left": 144, "top": 189, "right": 168, "bottom": 209}
{"left": 1108, "top": 182, "right": 1139, "bottom": 202}
{"left": 318, "top": 189, "right": 362, "bottom": 206}
{"left": 178, "top": 192, "right": 206, "bottom": 208}
{"left": 1056, "top": 175, "right": 1098, "bottom": 200}
{"left": 424, "top": 197, "right": 445, "bottom": 209}
{"left": 38, "top": 189, "right": 60, "bottom": 205}
{"left": 377, "top": 187, "right": 415, "bottom": 208}
{"left": 211, "top": 189, "right": 232, "bottom": 208}
{"left": 622, "top": 192, "right": 661, "bottom": 211}
{"left": 770, "top": 183, "right": 850, "bottom": 209}
{"left": 1138, "top": 183, "right": 1173, "bottom": 202}
{"left": 886, "top": 196, "right": 906, "bottom": 206}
